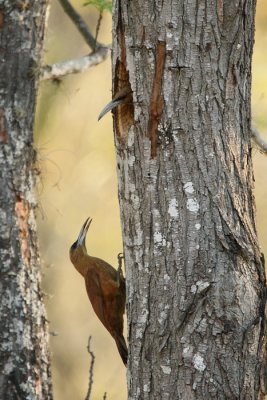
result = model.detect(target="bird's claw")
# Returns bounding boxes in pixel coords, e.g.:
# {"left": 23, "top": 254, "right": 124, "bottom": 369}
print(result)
{"left": 117, "top": 252, "right": 124, "bottom": 283}
{"left": 118, "top": 252, "right": 124, "bottom": 262}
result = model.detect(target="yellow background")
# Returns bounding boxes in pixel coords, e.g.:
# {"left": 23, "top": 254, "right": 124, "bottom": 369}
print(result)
{"left": 35, "top": 1, "right": 267, "bottom": 399}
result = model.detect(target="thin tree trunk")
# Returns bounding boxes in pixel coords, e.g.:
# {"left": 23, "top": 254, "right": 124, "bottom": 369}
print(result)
{"left": 112, "top": 0, "right": 267, "bottom": 399}
{"left": 0, "top": 2, "right": 52, "bottom": 398}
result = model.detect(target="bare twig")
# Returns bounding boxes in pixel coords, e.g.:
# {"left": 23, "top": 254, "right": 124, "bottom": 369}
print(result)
{"left": 103, "top": 392, "right": 107, "bottom": 399}
{"left": 40, "top": 47, "right": 109, "bottom": 81}
{"left": 41, "top": 1, "right": 110, "bottom": 80}
{"left": 94, "top": 11, "right": 103, "bottom": 50}
{"left": 85, "top": 336, "right": 95, "bottom": 400}
{"left": 58, "top": 0, "right": 99, "bottom": 50}
{"left": 252, "top": 126, "right": 267, "bottom": 154}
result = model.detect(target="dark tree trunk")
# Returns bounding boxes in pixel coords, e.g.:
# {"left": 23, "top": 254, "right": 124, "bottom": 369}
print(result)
{"left": 112, "top": 0, "right": 267, "bottom": 399}
{"left": 0, "top": 2, "right": 52, "bottom": 398}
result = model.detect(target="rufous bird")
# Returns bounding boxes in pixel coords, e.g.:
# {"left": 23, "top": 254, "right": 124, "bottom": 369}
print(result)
{"left": 98, "top": 86, "right": 132, "bottom": 120}
{"left": 69, "top": 217, "right": 128, "bottom": 366}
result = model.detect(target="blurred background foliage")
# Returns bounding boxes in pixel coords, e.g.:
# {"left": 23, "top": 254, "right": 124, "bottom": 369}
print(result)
{"left": 35, "top": 1, "right": 267, "bottom": 399}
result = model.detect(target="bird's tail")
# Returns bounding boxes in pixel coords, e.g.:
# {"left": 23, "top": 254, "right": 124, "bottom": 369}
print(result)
{"left": 114, "top": 333, "right": 128, "bottom": 366}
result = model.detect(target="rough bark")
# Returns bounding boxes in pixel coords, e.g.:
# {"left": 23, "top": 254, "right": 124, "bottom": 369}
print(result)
{"left": 0, "top": 2, "right": 52, "bottom": 399}
{"left": 112, "top": 1, "right": 267, "bottom": 399}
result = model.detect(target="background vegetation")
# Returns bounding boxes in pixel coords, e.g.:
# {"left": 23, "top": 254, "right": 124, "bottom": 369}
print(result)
{"left": 35, "top": 1, "right": 267, "bottom": 398}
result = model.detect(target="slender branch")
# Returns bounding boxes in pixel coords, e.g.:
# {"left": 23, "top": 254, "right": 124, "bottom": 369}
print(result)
{"left": 85, "top": 336, "right": 95, "bottom": 400}
{"left": 94, "top": 11, "right": 103, "bottom": 50}
{"left": 40, "top": 47, "right": 109, "bottom": 81}
{"left": 252, "top": 126, "right": 267, "bottom": 154}
{"left": 58, "top": 0, "right": 100, "bottom": 50}
{"left": 41, "top": 0, "right": 110, "bottom": 80}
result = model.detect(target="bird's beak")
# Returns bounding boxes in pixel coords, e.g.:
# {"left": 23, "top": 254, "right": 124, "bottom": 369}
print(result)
{"left": 98, "top": 98, "right": 124, "bottom": 121}
{"left": 98, "top": 87, "right": 132, "bottom": 121}
{"left": 77, "top": 217, "right": 92, "bottom": 246}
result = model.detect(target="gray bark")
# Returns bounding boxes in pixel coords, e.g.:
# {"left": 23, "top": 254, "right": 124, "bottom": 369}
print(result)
{"left": 112, "top": 0, "right": 267, "bottom": 399}
{"left": 0, "top": 1, "right": 52, "bottom": 399}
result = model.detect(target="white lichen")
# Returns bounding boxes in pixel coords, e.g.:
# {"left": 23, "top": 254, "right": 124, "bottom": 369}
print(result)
{"left": 186, "top": 198, "right": 199, "bottom": 213}
{"left": 193, "top": 353, "right": 206, "bottom": 371}
{"left": 127, "top": 127, "right": 135, "bottom": 147}
{"left": 183, "top": 346, "right": 190, "bottom": 355}
{"left": 0, "top": 209, "right": 9, "bottom": 239}
{"left": 128, "top": 155, "right": 135, "bottom": 167}
{"left": 161, "top": 365, "right": 171, "bottom": 374}
{"left": 183, "top": 345, "right": 193, "bottom": 359}
{"left": 154, "top": 231, "right": 166, "bottom": 246}
{"left": 131, "top": 193, "right": 140, "bottom": 210}
{"left": 154, "top": 231, "right": 163, "bottom": 244}
{"left": 196, "top": 281, "right": 210, "bottom": 293}
{"left": 191, "top": 284, "right": 197, "bottom": 293}
{"left": 4, "top": 359, "right": 14, "bottom": 374}
{"left": 158, "top": 310, "right": 168, "bottom": 324}
{"left": 183, "top": 182, "right": 194, "bottom": 194}
{"left": 138, "top": 307, "right": 149, "bottom": 324}
{"left": 164, "top": 274, "right": 170, "bottom": 283}
{"left": 143, "top": 384, "right": 150, "bottom": 392}
{"left": 168, "top": 198, "right": 179, "bottom": 218}
{"left": 136, "top": 328, "right": 143, "bottom": 339}
{"left": 195, "top": 223, "right": 201, "bottom": 230}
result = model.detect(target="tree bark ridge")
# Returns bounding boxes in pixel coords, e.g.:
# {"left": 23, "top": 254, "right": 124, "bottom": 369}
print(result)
{"left": 112, "top": 0, "right": 266, "bottom": 399}
{"left": 0, "top": 2, "right": 52, "bottom": 398}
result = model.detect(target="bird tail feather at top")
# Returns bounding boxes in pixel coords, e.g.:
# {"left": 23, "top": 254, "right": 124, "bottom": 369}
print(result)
{"left": 114, "top": 333, "right": 128, "bottom": 366}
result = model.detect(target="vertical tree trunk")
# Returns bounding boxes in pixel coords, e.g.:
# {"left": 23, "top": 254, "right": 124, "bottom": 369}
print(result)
{"left": 0, "top": 2, "right": 52, "bottom": 398}
{"left": 112, "top": 0, "right": 267, "bottom": 399}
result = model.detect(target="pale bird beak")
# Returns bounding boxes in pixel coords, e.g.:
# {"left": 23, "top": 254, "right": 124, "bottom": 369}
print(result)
{"left": 77, "top": 217, "right": 92, "bottom": 246}
{"left": 98, "top": 99, "right": 123, "bottom": 121}
{"left": 98, "top": 86, "right": 132, "bottom": 121}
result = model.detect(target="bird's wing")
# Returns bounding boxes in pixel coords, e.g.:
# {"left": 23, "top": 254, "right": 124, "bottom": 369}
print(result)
{"left": 84, "top": 270, "right": 112, "bottom": 333}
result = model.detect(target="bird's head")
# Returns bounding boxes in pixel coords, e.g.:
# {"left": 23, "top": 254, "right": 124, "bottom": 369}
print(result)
{"left": 69, "top": 217, "right": 92, "bottom": 263}
{"left": 98, "top": 86, "right": 132, "bottom": 121}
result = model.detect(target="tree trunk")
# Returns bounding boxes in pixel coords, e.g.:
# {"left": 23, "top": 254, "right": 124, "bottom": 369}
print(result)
{"left": 112, "top": 0, "right": 267, "bottom": 399}
{"left": 0, "top": 2, "right": 52, "bottom": 399}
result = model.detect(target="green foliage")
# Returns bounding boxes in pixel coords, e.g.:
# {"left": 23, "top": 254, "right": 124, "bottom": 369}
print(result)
{"left": 84, "top": 0, "right": 112, "bottom": 13}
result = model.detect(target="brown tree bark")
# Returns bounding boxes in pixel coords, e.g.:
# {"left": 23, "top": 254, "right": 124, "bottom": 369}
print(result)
{"left": 0, "top": 2, "right": 52, "bottom": 399}
{"left": 112, "top": 0, "right": 267, "bottom": 399}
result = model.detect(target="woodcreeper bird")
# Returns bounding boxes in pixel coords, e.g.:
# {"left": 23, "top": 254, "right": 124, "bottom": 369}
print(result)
{"left": 69, "top": 217, "right": 128, "bottom": 366}
{"left": 98, "top": 86, "right": 132, "bottom": 120}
